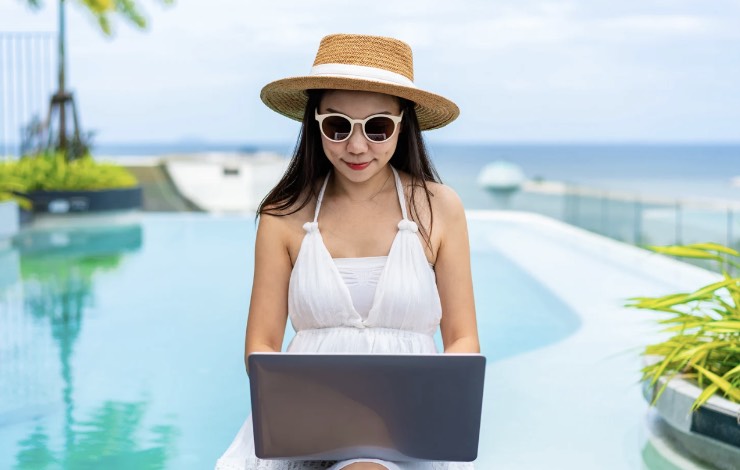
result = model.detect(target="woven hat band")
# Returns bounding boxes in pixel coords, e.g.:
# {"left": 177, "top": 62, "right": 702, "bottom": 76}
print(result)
{"left": 309, "top": 63, "right": 416, "bottom": 88}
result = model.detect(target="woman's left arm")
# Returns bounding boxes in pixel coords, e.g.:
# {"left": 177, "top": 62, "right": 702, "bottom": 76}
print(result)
{"left": 433, "top": 186, "right": 480, "bottom": 354}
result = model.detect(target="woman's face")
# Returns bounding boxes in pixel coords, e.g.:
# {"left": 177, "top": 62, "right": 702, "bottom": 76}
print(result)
{"left": 317, "top": 90, "right": 402, "bottom": 184}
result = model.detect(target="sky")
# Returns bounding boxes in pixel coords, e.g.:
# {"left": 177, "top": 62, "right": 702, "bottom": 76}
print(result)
{"left": 1, "top": 0, "right": 740, "bottom": 145}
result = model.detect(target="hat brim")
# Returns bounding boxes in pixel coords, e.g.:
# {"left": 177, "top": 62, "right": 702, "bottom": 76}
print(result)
{"left": 260, "top": 76, "right": 459, "bottom": 131}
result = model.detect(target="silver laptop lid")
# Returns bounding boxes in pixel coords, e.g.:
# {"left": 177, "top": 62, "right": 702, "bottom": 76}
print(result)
{"left": 249, "top": 353, "right": 486, "bottom": 462}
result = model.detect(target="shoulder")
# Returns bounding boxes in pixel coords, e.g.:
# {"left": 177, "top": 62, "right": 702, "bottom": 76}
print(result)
{"left": 398, "top": 172, "right": 466, "bottom": 253}
{"left": 258, "top": 185, "right": 319, "bottom": 239}
{"left": 402, "top": 175, "right": 465, "bottom": 222}
{"left": 424, "top": 181, "right": 464, "bottom": 217}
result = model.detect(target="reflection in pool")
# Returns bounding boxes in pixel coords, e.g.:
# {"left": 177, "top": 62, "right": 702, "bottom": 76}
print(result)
{"left": 1, "top": 223, "right": 178, "bottom": 469}
{"left": 15, "top": 400, "right": 178, "bottom": 469}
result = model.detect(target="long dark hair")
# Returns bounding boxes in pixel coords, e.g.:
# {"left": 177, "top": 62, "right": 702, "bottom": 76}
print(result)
{"left": 258, "top": 89, "right": 442, "bottom": 250}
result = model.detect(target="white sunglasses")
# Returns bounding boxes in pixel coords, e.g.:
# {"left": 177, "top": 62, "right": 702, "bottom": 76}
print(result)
{"left": 315, "top": 109, "right": 404, "bottom": 143}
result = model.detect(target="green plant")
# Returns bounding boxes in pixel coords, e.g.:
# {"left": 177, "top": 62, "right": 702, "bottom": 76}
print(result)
{"left": 0, "top": 153, "right": 137, "bottom": 192}
{"left": 0, "top": 192, "right": 32, "bottom": 210}
{"left": 0, "top": 164, "right": 33, "bottom": 210}
{"left": 626, "top": 242, "right": 740, "bottom": 410}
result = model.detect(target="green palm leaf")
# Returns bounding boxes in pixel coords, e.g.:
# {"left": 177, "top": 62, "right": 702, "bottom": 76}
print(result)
{"left": 691, "top": 364, "right": 740, "bottom": 408}
{"left": 684, "top": 243, "right": 740, "bottom": 257}
{"left": 647, "top": 245, "right": 724, "bottom": 261}
{"left": 629, "top": 242, "right": 740, "bottom": 410}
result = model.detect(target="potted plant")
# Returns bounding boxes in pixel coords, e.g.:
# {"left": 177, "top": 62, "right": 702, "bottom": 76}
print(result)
{"left": 626, "top": 242, "right": 739, "bottom": 465}
{"left": 0, "top": 153, "right": 141, "bottom": 214}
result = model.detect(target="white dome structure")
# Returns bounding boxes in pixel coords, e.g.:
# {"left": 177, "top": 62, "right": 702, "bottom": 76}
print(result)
{"left": 478, "top": 161, "right": 526, "bottom": 194}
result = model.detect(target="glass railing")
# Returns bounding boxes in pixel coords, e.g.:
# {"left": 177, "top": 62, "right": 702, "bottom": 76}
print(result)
{"left": 482, "top": 183, "right": 740, "bottom": 272}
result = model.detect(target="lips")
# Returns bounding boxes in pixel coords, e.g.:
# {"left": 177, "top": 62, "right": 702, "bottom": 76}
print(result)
{"left": 345, "top": 161, "right": 371, "bottom": 171}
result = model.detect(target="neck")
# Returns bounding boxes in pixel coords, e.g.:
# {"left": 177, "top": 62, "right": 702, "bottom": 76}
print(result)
{"left": 330, "top": 166, "right": 394, "bottom": 202}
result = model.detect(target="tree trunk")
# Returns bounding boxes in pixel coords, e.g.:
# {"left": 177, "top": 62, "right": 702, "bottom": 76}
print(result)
{"left": 58, "top": 0, "right": 67, "bottom": 151}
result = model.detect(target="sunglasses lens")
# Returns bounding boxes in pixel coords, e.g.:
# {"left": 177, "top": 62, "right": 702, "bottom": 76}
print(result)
{"left": 321, "top": 115, "right": 352, "bottom": 141}
{"left": 364, "top": 116, "right": 396, "bottom": 142}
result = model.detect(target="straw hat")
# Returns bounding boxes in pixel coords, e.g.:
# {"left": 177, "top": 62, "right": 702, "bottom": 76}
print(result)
{"left": 260, "top": 34, "right": 459, "bottom": 130}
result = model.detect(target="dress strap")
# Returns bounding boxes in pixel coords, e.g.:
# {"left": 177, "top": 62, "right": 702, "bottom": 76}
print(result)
{"left": 391, "top": 167, "right": 408, "bottom": 220}
{"left": 313, "top": 173, "right": 331, "bottom": 223}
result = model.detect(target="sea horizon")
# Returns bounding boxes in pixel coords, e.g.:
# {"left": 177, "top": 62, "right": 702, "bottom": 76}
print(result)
{"left": 3, "top": 141, "right": 739, "bottom": 206}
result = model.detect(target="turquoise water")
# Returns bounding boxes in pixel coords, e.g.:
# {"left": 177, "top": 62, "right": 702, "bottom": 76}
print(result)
{"left": 0, "top": 214, "right": 582, "bottom": 469}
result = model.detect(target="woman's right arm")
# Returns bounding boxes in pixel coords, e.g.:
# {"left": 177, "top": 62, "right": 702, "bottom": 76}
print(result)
{"left": 244, "top": 213, "right": 293, "bottom": 374}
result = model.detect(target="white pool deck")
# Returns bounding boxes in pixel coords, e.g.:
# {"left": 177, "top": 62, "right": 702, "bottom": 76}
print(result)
{"left": 468, "top": 211, "right": 720, "bottom": 469}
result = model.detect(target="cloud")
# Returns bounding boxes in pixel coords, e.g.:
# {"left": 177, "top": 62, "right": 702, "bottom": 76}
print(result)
{"left": 1, "top": 0, "right": 739, "bottom": 142}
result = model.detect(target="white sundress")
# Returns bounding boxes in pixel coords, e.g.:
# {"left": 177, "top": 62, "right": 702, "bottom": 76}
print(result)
{"left": 215, "top": 167, "right": 474, "bottom": 470}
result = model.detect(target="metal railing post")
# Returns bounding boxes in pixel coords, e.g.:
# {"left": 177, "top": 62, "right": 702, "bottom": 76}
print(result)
{"left": 675, "top": 201, "right": 682, "bottom": 245}
{"left": 634, "top": 199, "right": 643, "bottom": 246}
{"left": 0, "top": 32, "right": 54, "bottom": 159}
{"left": 601, "top": 193, "right": 608, "bottom": 236}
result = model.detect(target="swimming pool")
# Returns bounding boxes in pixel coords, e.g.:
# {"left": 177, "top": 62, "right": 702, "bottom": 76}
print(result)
{"left": 0, "top": 212, "right": 716, "bottom": 469}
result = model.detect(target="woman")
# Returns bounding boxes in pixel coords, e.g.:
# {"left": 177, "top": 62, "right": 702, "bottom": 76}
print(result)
{"left": 216, "top": 33, "right": 479, "bottom": 470}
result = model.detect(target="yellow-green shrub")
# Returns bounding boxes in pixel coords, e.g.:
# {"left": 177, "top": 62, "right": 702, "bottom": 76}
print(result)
{"left": 0, "top": 152, "right": 137, "bottom": 192}
{"left": 627, "top": 243, "right": 740, "bottom": 409}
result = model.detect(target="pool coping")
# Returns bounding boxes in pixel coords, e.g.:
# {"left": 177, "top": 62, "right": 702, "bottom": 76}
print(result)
{"left": 466, "top": 210, "right": 734, "bottom": 468}
{"left": 466, "top": 209, "right": 720, "bottom": 287}
{"left": 478, "top": 212, "right": 740, "bottom": 453}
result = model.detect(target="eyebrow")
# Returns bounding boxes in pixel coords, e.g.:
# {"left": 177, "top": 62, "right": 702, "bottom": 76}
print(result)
{"left": 325, "top": 107, "right": 393, "bottom": 117}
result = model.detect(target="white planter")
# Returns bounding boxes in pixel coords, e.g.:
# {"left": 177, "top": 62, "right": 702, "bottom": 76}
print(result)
{"left": 0, "top": 200, "right": 19, "bottom": 244}
{"left": 644, "top": 374, "right": 740, "bottom": 470}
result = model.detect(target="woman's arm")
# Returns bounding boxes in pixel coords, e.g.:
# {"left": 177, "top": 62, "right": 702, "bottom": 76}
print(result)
{"left": 244, "top": 213, "right": 293, "bottom": 373}
{"left": 432, "top": 186, "right": 480, "bottom": 354}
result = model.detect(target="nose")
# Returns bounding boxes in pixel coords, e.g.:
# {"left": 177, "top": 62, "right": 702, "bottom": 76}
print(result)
{"left": 346, "top": 123, "right": 368, "bottom": 155}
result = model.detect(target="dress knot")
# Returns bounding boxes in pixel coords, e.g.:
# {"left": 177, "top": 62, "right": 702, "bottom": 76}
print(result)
{"left": 303, "top": 221, "right": 319, "bottom": 233}
{"left": 397, "top": 219, "right": 418, "bottom": 233}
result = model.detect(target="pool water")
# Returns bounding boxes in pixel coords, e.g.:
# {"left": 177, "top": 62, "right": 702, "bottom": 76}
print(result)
{"left": 0, "top": 213, "right": 651, "bottom": 469}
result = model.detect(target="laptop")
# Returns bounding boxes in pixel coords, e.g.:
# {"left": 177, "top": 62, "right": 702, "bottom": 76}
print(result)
{"left": 248, "top": 353, "right": 486, "bottom": 462}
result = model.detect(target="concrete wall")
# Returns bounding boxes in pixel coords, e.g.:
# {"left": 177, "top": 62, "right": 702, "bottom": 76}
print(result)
{"left": 164, "top": 153, "right": 288, "bottom": 212}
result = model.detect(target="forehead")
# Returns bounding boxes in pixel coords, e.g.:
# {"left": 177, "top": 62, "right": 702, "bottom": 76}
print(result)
{"left": 319, "top": 90, "right": 401, "bottom": 115}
